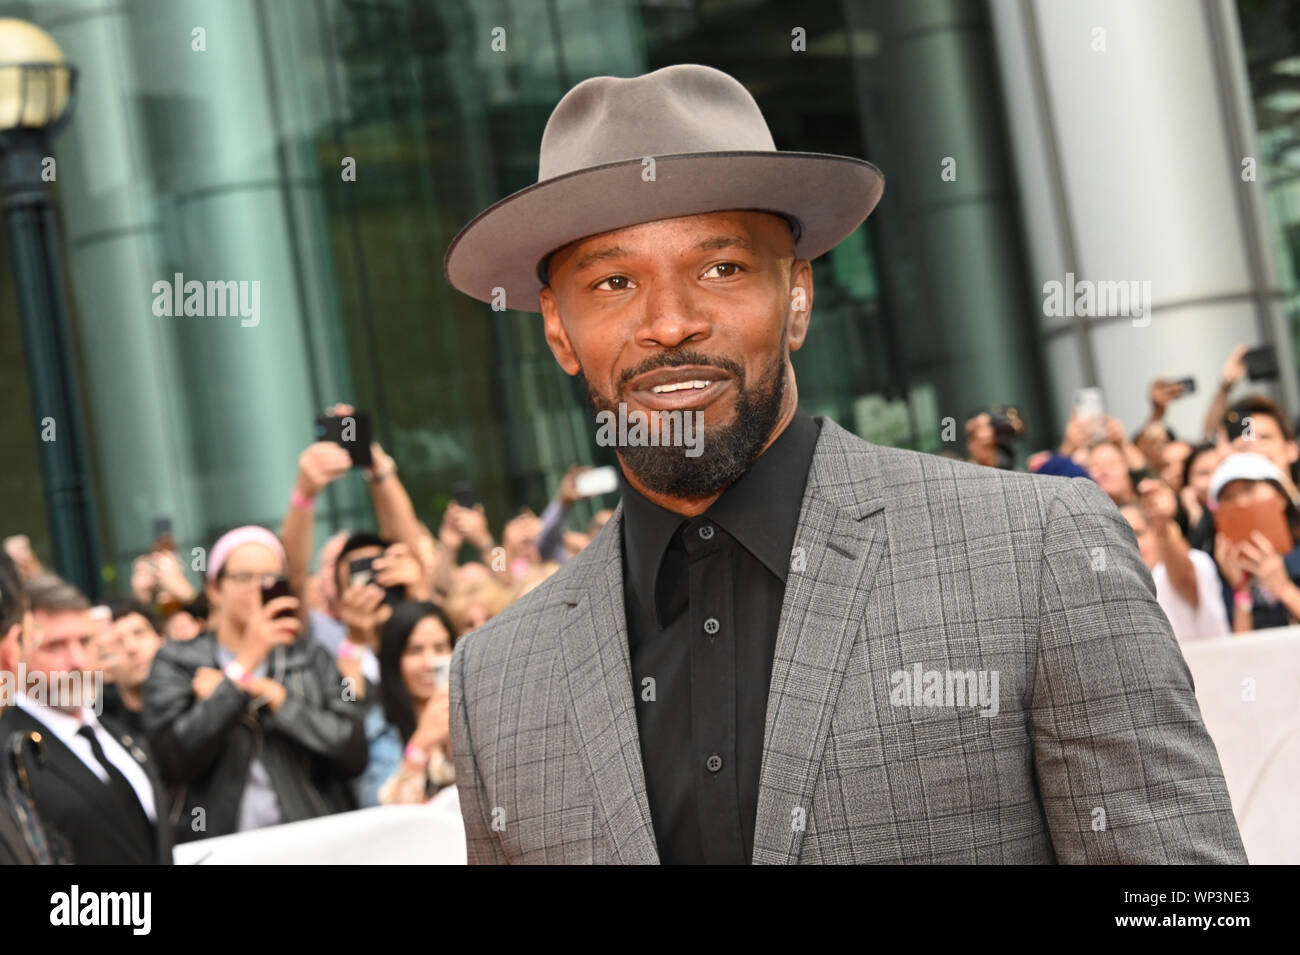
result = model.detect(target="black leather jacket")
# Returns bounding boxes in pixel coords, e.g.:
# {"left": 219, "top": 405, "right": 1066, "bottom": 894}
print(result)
{"left": 142, "top": 632, "right": 367, "bottom": 844}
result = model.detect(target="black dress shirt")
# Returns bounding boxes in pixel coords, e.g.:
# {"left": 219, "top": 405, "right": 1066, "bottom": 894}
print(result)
{"left": 620, "top": 406, "right": 821, "bottom": 864}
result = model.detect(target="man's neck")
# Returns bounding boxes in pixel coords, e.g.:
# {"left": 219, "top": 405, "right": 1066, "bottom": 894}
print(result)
{"left": 119, "top": 684, "right": 144, "bottom": 713}
{"left": 619, "top": 385, "right": 799, "bottom": 517}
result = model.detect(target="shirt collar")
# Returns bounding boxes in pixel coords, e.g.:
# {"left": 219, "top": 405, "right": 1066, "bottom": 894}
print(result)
{"left": 13, "top": 691, "right": 97, "bottom": 739}
{"left": 620, "top": 406, "right": 821, "bottom": 627}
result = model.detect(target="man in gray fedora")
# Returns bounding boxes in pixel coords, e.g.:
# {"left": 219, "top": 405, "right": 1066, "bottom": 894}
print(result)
{"left": 444, "top": 64, "right": 1246, "bottom": 864}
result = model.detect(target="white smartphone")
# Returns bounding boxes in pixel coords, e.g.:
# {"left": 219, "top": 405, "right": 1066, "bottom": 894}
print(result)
{"left": 1073, "top": 387, "right": 1105, "bottom": 441}
{"left": 574, "top": 466, "right": 618, "bottom": 498}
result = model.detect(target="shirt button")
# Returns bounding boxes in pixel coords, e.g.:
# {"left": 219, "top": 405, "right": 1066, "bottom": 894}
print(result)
{"left": 706, "top": 753, "right": 723, "bottom": 773}
{"left": 698, "top": 524, "right": 714, "bottom": 540}
{"left": 703, "top": 617, "right": 719, "bottom": 635}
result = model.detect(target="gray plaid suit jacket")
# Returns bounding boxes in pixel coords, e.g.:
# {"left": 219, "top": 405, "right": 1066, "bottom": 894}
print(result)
{"left": 450, "top": 416, "right": 1247, "bottom": 864}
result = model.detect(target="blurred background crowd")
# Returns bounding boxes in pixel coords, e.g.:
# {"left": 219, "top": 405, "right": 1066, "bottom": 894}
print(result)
{"left": 966, "top": 342, "right": 1300, "bottom": 642}
{"left": 0, "top": 400, "right": 615, "bottom": 863}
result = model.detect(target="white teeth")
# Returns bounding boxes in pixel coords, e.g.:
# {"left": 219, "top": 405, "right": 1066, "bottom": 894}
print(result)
{"left": 650, "top": 380, "right": 711, "bottom": 394}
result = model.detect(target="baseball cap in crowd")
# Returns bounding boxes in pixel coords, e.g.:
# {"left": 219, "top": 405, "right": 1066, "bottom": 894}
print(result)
{"left": 1207, "top": 452, "right": 1286, "bottom": 507}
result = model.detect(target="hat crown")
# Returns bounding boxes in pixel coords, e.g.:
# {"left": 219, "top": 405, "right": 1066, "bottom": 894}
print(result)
{"left": 537, "top": 64, "right": 776, "bottom": 181}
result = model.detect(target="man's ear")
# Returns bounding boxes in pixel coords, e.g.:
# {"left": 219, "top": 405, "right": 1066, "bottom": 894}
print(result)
{"left": 540, "top": 288, "right": 581, "bottom": 376}
{"left": 786, "top": 259, "right": 814, "bottom": 352}
{"left": 1285, "top": 440, "right": 1298, "bottom": 465}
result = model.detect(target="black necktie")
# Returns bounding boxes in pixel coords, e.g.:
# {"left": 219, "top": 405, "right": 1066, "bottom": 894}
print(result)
{"left": 77, "top": 725, "right": 149, "bottom": 825}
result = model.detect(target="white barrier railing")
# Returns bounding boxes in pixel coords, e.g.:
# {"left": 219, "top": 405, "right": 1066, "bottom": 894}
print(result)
{"left": 172, "top": 798, "right": 466, "bottom": 865}
{"left": 1180, "top": 625, "right": 1300, "bottom": 864}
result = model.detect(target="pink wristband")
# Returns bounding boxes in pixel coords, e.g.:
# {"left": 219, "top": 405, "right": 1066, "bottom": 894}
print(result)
{"left": 289, "top": 488, "right": 315, "bottom": 511}
{"left": 339, "top": 641, "right": 359, "bottom": 660}
{"left": 404, "top": 742, "right": 430, "bottom": 765}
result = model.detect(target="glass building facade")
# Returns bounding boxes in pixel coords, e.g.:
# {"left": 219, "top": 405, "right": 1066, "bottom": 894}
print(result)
{"left": 0, "top": 0, "right": 1297, "bottom": 596}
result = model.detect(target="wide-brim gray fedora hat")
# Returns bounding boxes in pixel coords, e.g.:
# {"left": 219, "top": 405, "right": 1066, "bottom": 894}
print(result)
{"left": 443, "top": 63, "right": 884, "bottom": 313}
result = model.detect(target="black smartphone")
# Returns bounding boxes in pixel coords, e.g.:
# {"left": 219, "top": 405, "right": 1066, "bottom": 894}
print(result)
{"left": 151, "top": 515, "right": 174, "bottom": 551}
{"left": 451, "top": 482, "right": 477, "bottom": 508}
{"left": 1244, "top": 345, "right": 1279, "bottom": 381}
{"left": 1172, "top": 377, "right": 1196, "bottom": 395}
{"left": 259, "top": 575, "right": 295, "bottom": 619}
{"left": 1129, "top": 467, "right": 1154, "bottom": 488}
{"left": 347, "top": 556, "right": 405, "bottom": 605}
{"left": 314, "top": 411, "right": 374, "bottom": 468}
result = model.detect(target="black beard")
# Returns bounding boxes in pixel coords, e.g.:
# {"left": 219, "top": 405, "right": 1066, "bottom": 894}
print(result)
{"left": 577, "top": 349, "right": 787, "bottom": 501}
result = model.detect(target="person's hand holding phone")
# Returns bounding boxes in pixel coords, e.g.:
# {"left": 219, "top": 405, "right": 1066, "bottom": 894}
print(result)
{"left": 3, "top": 535, "right": 41, "bottom": 579}
{"left": 237, "top": 591, "right": 301, "bottom": 673}
{"left": 1220, "top": 343, "right": 1249, "bottom": 393}
{"left": 558, "top": 465, "right": 589, "bottom": 507}
{"left": 408, "top": 684, "right": 452, "bottom": 765}
{"left": 296, "top": 441, "right": 352, "bottom": 499}
{"left": 366, "top": 442, "right": 396, "bottom": 484}
{"left": 1058, "top": 408, "right": 1092, "bottom": 456}
{"left": 439, "top": 503, "right": 466, "bottom": 553}
{"left": 373, "top": 542, "right": 429, "bottom": 601}
{"left": 455, "top": 503, "right": 495, "bottom": 553}
{"left": 152, "top": 549, "right": 196, "bottom": 603}
{"left": 1236, "top": 531, "right": 1294, "bottom": 598}
{"left": 130, "top": 555, "right": 157, "bottom": 604}
{"left": 1148, "top": 379, "right": 1186, "bottom": 417}
{"left": 1214, "top": 533, "right": 1248, "bottom": 591}
{"left": 339, "top": 580, "right": 391, "bottom": 650}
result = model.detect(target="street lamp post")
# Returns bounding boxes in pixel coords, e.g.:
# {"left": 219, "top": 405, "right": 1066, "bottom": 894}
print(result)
{"left": 0, "top": 18, "right": 101, "bottom": 597}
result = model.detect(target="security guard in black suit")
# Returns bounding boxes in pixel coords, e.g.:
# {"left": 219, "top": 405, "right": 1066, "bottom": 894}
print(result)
{"left": 0, "top": 704, "right": 172, "bottom": 865}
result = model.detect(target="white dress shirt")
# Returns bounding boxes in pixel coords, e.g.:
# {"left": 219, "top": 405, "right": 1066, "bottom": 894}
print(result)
{"left": 14, "top": 692, "right": 157, "bottom": 821}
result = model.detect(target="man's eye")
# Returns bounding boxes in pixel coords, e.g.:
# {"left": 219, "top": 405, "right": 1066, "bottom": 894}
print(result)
{"left": 594, "top": 275, "right": 634, "bottom": 291}
{"left": 702, "top": 262, "right": 743, "bottom": 279}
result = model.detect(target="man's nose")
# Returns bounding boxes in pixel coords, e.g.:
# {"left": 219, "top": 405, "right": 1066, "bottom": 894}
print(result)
{"left": 66, "top": 644, "right": 88, "bottom": 671}
{"left": 636, "top": 277, "right": 711, "bottom": 348}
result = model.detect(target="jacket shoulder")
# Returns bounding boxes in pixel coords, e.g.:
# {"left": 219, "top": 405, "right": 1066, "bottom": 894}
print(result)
{"left": 823, "top": 420, "right": 1081, "bottom": 523}
{"left": 0, "top": 705, "right": 40, "bottom": 735}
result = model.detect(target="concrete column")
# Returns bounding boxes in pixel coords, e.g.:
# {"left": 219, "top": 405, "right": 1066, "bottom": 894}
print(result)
{"left": 989, "top": 0, "right": 1296, "bottom": 440}
{"left": 43, "top": 0, "right": 359, "bottom": 573}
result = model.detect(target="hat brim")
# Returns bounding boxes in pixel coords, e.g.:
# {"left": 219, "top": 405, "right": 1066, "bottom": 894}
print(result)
{"left": 443, "top": 151, "right": 884, "bottom": 312}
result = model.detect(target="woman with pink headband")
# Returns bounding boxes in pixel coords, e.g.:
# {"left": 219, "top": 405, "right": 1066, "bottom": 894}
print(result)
{"left": 141, "top": 525, "right": 367, "bottom": 844}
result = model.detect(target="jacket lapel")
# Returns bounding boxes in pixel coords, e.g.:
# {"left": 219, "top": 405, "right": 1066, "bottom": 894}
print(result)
{"left": 106, "top": 723, "right": 173, "bottom": 863}
{"left": 555, "top": 417, "right": 887, "bottom": 866}
{"left": 554, "top": 508, "right": 661, "bottom": 864}
{"left": 751, "top": 418, "right": 888, "bottom": 864}
{"left": 4, "top": 707, "right": 150, "bottom": 862}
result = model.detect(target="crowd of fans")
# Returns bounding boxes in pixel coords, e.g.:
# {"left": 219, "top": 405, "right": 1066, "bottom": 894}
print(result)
{"left": 965, "top": 342, "right": 1300, "bottom": 643}
{"left": 0, "top": 402, "right": 612, "bottom": 864}
{"left": 1, "top": 342, "right": 1295, "bottom": 863}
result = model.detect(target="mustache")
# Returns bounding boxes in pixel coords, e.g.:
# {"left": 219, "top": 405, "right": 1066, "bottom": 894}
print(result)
{"left": 616, "top": 349, "right": 746, "bottom": 393}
